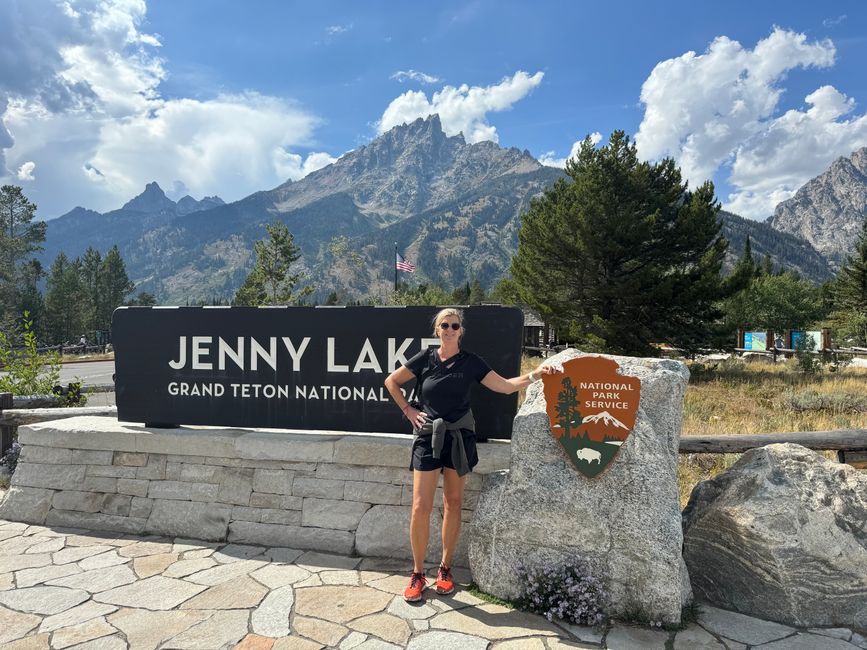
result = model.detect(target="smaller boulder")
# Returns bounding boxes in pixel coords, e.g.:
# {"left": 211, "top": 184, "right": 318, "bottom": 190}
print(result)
{"left": 683, "top": 443, "right": 867, "bottom": 629}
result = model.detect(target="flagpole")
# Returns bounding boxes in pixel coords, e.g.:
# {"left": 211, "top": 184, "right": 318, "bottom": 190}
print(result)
{"left": 393, "top": 242, "right": 397, "bottom": 292}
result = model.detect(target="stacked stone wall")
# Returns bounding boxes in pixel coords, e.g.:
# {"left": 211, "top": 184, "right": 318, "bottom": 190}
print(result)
{"left": 0, "top": 416, "right": 509, "bottom": 565}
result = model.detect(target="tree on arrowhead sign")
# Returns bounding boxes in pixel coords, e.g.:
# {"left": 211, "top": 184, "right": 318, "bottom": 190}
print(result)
{"left": 542, "top": 356, "right": 641, "bottom": 478}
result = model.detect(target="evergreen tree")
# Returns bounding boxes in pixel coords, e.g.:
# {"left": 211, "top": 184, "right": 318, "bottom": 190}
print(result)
{"left": 79, "top": 247, "right": 103, "bottom": 333}
{"left": 97, "top": 246, "right": 135, "bottom": 333}
{"left": 510, "top": 131, "right": 728, "bottom": 354}
{"left": 45, "top": 252, "right": 86, "bottom": 343}
{"left": 0, "top": 185, "right": 45, "bottom": 328}
{"left": 15, "top": 260, "right": 46, "bottom": 342}
{"left": 389, "top": 282, "right": 451, "bottom": 306}
{"left": 831, "top": 217, "right": 867, "bottom": 345}
{"left": 126, "top": 291, "right": 157, "bottom": 307}
{"left": 468, "top": 278, "right": 486, "bottom": 304}
{"left": 234, "top": 221, "right": 312, "bottom": 306}
{"left": 451, "top": 282, "right": 471, "bottom": 304}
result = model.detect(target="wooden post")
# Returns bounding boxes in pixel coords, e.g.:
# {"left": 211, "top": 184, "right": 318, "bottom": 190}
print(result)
{"left": 0, "top": 392, "right": 13, "bottom": 457}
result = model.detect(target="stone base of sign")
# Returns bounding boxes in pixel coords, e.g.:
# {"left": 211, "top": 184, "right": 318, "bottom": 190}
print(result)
{"left": 0, "top": 416, "right": 510, "bottom": 566}
{"left": 468, "top": 349, "right": 692, "bottom": 625}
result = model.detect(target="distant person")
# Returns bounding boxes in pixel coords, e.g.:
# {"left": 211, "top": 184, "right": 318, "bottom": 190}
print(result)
{"left": 384, "top": 307, "right": 559, "bottom": 602}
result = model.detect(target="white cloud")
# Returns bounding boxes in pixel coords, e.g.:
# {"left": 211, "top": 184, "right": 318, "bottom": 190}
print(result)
{"left": 391, "top": 70, "right": 442, "bottom": 85}
{"left": 823, "top": 14, "right": 847, "bottom": 28}
{"left": 725, "top": 86, "right": 867, "bottom": 217}
{"left": 377, "top": 71, "right": 544, "bottom": 144}
{"left": 16, "top": 161, "right": 35, "bottom": 181}
{"left": 634, "top": 27, "right": 867, "bottom": 219}
{"left": 326, "top": 24, "right": 352, "bottom": 36}
{"left": 538, "top": 133, "right": 602, "bottom": 168}
{"left": 274, "top": 149, "right": 338, "bottom": 181}
{"left": 0, "top": 0, "right": 333, "bottom": 216}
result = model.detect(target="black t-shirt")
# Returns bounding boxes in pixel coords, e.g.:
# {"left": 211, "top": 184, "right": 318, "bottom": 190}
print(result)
{"left": 404, "top": 347, "right": 492, "bottom": 422}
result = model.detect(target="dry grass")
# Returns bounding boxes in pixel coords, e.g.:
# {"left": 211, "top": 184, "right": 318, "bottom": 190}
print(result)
{"left": 521, "top": 354, "right": 867, "bottom": 508}
{"left": 682, "top": 358, "right": 867, "bottom": 507}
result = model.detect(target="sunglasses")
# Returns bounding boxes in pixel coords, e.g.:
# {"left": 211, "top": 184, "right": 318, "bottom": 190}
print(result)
{"left": 439, "top": 322, "right": 461, "bottom": 330}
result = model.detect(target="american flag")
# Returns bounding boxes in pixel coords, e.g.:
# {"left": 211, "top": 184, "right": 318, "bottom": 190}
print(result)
{"left": 395, "top": 251, "right": 416, "bottom": 273}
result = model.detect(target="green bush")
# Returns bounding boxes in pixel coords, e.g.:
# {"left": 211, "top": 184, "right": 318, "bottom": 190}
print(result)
{"left": 0, "top": 311, "right": 61, "bottom": 395}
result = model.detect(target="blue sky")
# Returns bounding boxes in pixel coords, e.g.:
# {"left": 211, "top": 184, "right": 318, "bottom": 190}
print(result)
{"left": 1, "top": 0, "right": 866, "bottom": 220}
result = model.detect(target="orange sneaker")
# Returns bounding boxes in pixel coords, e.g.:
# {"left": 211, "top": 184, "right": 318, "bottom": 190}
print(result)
{"left": 436, "top": 564, "right": 454, "bottom": 595}
{"left": 404, "top": 571, "right": 427, "bottom": 602}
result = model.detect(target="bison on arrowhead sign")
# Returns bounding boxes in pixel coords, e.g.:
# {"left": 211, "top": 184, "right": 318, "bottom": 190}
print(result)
{"left": 542, "top": 356, "right": 641, "bottom": 478}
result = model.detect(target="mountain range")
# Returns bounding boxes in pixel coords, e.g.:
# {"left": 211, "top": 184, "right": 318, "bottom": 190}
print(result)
{"left": 38, "top": 116, "right": 864, "bottom": 302}
{"left": 768, "top": 146, "right": 867, "bottom": 267}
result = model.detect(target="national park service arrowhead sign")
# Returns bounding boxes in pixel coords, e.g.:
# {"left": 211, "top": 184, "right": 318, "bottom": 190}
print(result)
{"left": 542, "top": 356, "right": 641, "bottom": 478}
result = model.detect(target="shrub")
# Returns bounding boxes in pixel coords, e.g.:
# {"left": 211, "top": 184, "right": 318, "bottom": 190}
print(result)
{"left": 515, "top": 558, "right": 606, "bottom": 626}
{"left": 0, "top": 312, "right": 61, "bottom": 395}
{"left": 781, "top": 389, "right": 867, "bottom": 414}
{"left": 52, "top": 382, "right": 88, "bottom": 407}
{"left": 793, "top": 334, "right": 821, "bottom": 375}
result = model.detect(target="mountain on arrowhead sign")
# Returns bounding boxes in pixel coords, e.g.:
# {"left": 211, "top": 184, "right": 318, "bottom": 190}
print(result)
{"left": 542, "top": 356, "right": 641, "bottom": 478}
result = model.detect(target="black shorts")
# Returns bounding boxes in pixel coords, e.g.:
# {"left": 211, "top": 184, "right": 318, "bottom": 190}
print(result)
{"left": 410, "top": 428, "right": 479, "bottom": 473}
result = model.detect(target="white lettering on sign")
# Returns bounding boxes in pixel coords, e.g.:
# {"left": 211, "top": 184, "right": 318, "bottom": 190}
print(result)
{"left": 584, "top": 400, "right": 629, "bottom": 410}
{"left": 169, "top": 336, "right": 187, "bottom": 369}
{"left": 166, "top": 381, "right": 398, "bottom": 403}
{"left": 282, "top": 336, "right": 310, "bottom": 371}
{"left": 250, "top": 338, "right": 277, "bottom": 372}
{"left": 218, "top": 337, "right": 243, "bottom": 370}
{"left": 388, "top": 337, "right": 413, "bottom": 370}
{"left": 192, "top": 336, "right": 212, "bottom": 370}
{"left": 327, "top": 338, "right": 349, "bottom": 373}
{"left": 353, "top": 338, "right": 383, "bottom": 373}
{"left": 168, "top": 381, "right": 225, "bottom": 397}
{"left": 579, "top": 382, "right": 633, "bottom": 391}
{"left": 169, "top": 336, "right": 437, "bottom": 373}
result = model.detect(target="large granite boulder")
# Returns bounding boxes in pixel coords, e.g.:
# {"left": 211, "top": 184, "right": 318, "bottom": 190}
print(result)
{"left": 468, "top": 349, "right": 691, "bottom": 625}
{"left": 683, "top": 443, "right": 867, "bottom": 629}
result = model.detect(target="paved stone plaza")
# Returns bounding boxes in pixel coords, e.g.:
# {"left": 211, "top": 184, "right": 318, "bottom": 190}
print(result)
{"left": 1, "top": 519, "right": 865, "bottom": 649}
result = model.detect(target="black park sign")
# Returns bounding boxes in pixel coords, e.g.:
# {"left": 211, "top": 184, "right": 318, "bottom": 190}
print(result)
{"left": 112, "top": 305, "right": 523, "bottom": 440}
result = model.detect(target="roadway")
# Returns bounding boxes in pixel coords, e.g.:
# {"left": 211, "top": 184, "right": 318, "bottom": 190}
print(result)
{"left": 58, "top": 360, "right": 115, "bottom": 386}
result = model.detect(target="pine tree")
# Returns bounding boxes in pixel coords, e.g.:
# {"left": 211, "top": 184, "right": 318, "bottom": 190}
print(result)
{"left": 468, "top": 279, "right": 486, "bottom": 304}
{"left": 234, "top": 221, "right": 312, "bottom": 306}
{"left": 510, "top": 132, "right": 728, "bottom": 354}
{"left": 79, "top": 247, "right": 103, "bottom": 333}
{"left": 0, "top": 185, "right": 45, "bottom": 329}
{"left": 97, "top": 246, "right": 135, "bottom": 333}
{"left": 451, "top": 282, "right": 471, "bottom": 304}
{"left": 45, "top": 252, "right": 86, "bottom": 344}
{"left": 832, "top": 217, "right": 867, "bottom": 344}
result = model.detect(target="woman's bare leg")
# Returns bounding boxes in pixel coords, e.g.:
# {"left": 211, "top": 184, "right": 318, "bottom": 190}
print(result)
{"left": 410, "top": 469, "right": 440, "bottom": 573}
{"left": 440, "top": 467, "right": 466, "bottom": 568}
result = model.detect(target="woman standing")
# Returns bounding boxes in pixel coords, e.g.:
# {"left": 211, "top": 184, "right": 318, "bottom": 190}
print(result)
{"left": 384, "top": 307, "right": 558, "bottom": 601}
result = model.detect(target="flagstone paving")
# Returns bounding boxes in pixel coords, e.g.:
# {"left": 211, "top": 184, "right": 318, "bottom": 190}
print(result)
{"left": 0, "top": 519, "right": 865, "bottom": 649}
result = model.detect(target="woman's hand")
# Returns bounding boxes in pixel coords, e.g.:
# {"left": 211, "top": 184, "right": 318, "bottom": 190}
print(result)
{"left": 406, "top": 406, "right": 429, "bottom": 430}
{"left": 531, "top": 363, "right": 563, "bottom": 380}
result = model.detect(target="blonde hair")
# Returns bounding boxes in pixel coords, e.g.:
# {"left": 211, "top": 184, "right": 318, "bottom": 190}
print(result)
{"left": 432, "top": 307, "right": 464, "bottom": 337}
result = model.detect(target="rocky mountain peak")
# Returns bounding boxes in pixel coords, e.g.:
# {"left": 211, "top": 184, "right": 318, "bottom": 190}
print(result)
{"left": 271, "top": 113, "right": 544, "bottom": 218}
{"left": 768, "top": 147, "right": 867, "bottom": 264}
{"left": 121, "top": 182, "right": 176, "bottom": 213}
